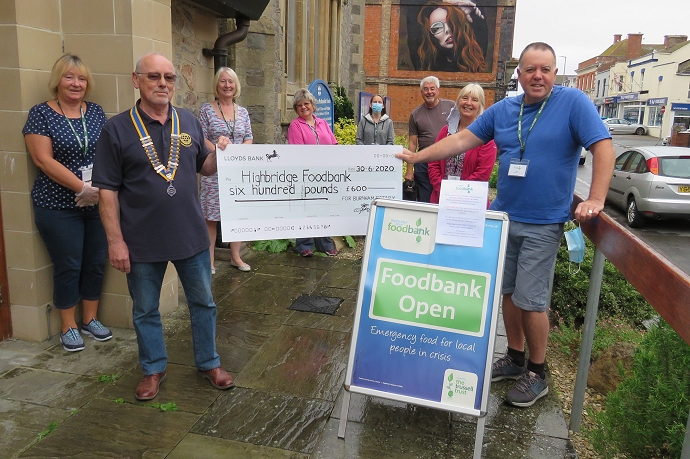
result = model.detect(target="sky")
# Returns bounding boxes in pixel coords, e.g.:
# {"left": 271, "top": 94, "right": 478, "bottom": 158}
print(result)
{"left": 511, "top": 0, "right": 690, "bottom": 76}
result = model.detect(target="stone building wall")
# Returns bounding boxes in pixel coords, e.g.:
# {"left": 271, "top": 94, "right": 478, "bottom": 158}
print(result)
{"left": 171, "top": 2, "right": 217, "bottom": 115}
{"left": 342, "top": 0, "right": 367, "bottom": 104}
{"left": 229, "top": 1, "right": 283, "bottom": 144}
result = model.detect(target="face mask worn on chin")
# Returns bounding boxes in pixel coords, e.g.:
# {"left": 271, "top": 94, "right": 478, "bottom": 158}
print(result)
{"left": 371, "top": 103, "right": 383, "bottom": 113}
{"left": 564, "top": 223, "right": 585, "bottom": 273}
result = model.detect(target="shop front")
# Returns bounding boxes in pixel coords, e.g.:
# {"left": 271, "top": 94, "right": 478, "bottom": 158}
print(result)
{"left": 646, "top": 97, "right": 667, "bottom": 138}
{"left": 671, "top": 103, "right": 690, "bottom": 131}
{"left": 601, "top": 97, "right": 616, "bottom": 118}
{"left": 617, "top": 93, "right": 645, "bottom": 124}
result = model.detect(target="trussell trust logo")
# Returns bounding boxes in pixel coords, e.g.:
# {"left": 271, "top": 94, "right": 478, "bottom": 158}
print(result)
{"left": 380, "top": 208, "right": 436, "bottom": 254}
{"left": 441, "top": 369, "right": 477, "bottom": 409}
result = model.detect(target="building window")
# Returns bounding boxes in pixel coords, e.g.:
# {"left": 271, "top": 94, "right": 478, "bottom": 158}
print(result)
{"left": 648, "top": 106, "right": 662, "bottom": 127}
{"left": 623, "top": 105, "right": 645, "bottom": 124}
{"left": 282, "top": 0, "right": 340, "bottom": 86}
{"left": 285, "top": 1, "right": 297, "bottom": 82}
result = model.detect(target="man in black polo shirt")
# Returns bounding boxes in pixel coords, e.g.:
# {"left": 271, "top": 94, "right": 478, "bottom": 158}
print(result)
{"left": 93, "top": 53, "right": 234, "bottom": 401}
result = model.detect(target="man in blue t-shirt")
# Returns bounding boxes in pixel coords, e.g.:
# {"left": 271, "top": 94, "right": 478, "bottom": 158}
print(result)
{"left": 93, "top": 53, "right": 235, "bottom": 402}
{"left": 398, "top": 42, "right": 615, "bottom": 408}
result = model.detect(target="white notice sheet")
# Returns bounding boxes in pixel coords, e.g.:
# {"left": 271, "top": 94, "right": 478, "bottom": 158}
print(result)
{"left": 436, "top": 179, "right": 488, "bottom": 247}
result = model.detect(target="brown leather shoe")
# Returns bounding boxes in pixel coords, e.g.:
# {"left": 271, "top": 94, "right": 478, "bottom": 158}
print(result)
{"left": 135, "top": 371, "right": 167, "bottom": 401}
{"left": 198, "top": 366, "right": 235, "bottom": 390}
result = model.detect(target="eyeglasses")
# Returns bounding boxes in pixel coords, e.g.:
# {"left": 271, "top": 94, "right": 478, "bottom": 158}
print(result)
{"left": 430, "top": 21, "right": 447, "bottom": 36}
{"left": 136, "top": 72, "right": 177, "bottom": 84}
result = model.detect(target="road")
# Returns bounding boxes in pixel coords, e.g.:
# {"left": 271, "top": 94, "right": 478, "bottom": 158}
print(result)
{"left": 575, "top": 134, "right": 690, "bottom": 276}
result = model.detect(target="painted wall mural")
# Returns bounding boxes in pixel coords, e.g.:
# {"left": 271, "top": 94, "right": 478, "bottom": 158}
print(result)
{"left": 398, "top": 0, "right": 497, "bottom": 73}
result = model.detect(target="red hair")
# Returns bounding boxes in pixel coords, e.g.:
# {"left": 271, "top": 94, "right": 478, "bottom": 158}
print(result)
{"left": 417, "top": 1, "right": 486, "bottom": 73}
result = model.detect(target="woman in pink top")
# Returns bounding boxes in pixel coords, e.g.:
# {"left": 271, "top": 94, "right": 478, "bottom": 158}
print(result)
{"left": 287, "top": 88, "right": 338, "bottom": 257}
{"left": 428, "top": 83, "right": 496, "bottom": 206}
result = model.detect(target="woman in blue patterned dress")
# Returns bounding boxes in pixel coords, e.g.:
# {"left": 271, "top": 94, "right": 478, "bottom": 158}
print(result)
{"left": 198, "top": 67, "right": 253, "bottom": 274}
{"left": 23, "top": 54, "right": 112, "bottom": 352}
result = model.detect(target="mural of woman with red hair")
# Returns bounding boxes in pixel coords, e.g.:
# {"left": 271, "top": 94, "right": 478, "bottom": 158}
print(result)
{"left": 416, "top": 1, "right": 487, "bottom": 72}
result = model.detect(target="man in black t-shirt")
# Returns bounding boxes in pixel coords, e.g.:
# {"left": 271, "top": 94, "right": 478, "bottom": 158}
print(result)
{"left": 93, "top": 53, "right": 234, "bottom": 401}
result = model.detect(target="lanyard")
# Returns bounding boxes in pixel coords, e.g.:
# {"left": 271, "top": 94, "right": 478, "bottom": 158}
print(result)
{"left": 517, "top": 91, "right": 551, "bottom": 159}
{"left": 57, "top": 100, "right": 89, "bottom": 157}
{"left": 307, "top": 121, "right": 320, "bottom": 145}
{"left": 217, "top": 100, "right": 237, "bottom": 142}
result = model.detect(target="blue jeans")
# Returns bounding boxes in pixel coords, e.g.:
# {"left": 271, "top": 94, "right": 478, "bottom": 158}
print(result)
{"left": 295, "top": 237, "right": 336, "bottom": 253}
{"left": 34, "top": 206, "right": 107, "bottom": 309}
{"left": 127, "top": 249, "right": 220, "bottom": 375}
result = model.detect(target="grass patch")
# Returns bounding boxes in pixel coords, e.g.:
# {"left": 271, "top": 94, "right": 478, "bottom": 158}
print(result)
{"left": 98, "top": 374, "right": 119, "bottom": 383}
{"left": 38, "top": 422, "right": 59, "bottom": 440}
{"left": 550, "top": 315, "right": 647, "bottom": 359}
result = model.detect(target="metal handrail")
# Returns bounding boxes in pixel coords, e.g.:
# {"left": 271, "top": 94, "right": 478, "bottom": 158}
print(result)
{"left": 568, "top": 193, "right": 690, "bottom": 458}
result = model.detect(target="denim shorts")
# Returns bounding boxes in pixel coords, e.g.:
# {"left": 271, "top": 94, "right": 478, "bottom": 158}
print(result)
{"left": 501, "top": 221, "right": 564, "bottom": 312}
{"left": 34, "top": 206, "right": 107, "bottom": 309}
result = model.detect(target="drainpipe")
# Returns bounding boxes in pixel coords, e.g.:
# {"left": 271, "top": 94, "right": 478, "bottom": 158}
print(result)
{"left": 203, "top": 14, "right": 251, "bottom": 74}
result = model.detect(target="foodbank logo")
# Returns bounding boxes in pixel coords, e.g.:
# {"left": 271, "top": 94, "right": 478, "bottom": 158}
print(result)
{"left": 386, "top": 218, "right": 430, "bottom": 243}
{"left": 456, "top": 184, "right": 473, "bottom": 193}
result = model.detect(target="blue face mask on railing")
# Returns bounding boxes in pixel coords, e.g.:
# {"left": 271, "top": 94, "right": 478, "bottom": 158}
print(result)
{"left": 564, "top": 223, "right": 585, "bottom": 273}
{"left": 371, "top": 102, "right": 383, "bottom": 113}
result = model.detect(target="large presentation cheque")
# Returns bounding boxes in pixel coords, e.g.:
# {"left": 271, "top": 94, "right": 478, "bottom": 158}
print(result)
{"left": 217, "top": 144, "right": 402, "bottom": 242}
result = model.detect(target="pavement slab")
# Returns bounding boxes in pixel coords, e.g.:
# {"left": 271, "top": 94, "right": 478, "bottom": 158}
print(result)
{"left": 0, "top": 399, "right": 73, "bottom": 459}
{"left": 257, "top": 263, "right": 329, "bottom": 283}
{"left": 312, "top": 418, "right": 450, "bottom": 459}
{"left": 0, "top": 367, "right": 105, "bottom": 410}
{"left": 318, "top": 259, "right": 362, "bottom": 289}
{"left": 215, "top": 310, "right": 286, "bottom": 372}
{"left": 26, "top": 329, "right": 139, "bottom": 376}
{"left": 216, "top": 274, "right": 319, "bottom": 316}
{"left": 236, "top": 325, "right": 349, "bottom": 401}
{"left": 167, "top": 433, "right": 309, "bottom": 459}
{"left": 332, "top": 391, "right": 452, "bottom": 437}
{"left": 191, "top": 387, "right": 333, "bottom": 455}
{"left": 0, "top": 338, "right": 59, "bottom": 375}
{"left": 18, "top": 396, "right": 200, "bottom": 458}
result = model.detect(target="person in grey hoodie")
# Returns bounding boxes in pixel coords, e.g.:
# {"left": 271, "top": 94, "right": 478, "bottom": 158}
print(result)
{"left": 356, "top": 94, "right": 395, "bottom": 145}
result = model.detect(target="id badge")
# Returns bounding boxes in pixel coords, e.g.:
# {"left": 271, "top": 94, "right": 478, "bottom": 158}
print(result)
{"left": 508, "top": 158, "right": 529, "bottom": 177}
{"left": 79, "top": 164, "right": 93, "bottom": 183}
{"left": 447, "top": 175, "right": 461, "bottom": 180}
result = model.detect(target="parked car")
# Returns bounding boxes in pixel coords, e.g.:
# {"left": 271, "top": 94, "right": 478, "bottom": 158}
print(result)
{"left": 604, "top": 118, "right": 647, "bottom": 135}
{"left": 606, "top": 146, "right": 690, "bottom": 227}
{"left": 579, "top": 148, "right": 587, "bottom": 165}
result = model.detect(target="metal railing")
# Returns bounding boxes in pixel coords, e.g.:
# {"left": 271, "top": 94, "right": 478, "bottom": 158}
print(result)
{"left": 568, "top": 193, "right": 690, "bottom": 458}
